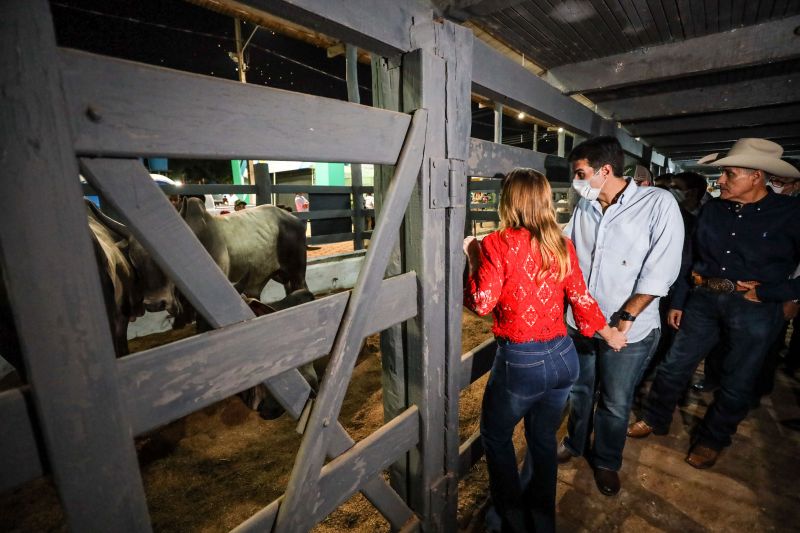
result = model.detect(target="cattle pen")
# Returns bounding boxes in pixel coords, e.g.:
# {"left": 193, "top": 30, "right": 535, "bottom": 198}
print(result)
{"left": 2, "top": 1, "right": 800, "bottom": 532}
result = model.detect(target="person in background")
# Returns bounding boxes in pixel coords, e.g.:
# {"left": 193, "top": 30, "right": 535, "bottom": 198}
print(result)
{"left": 234, "top": 199, "right": 247, "bottom": 212}
{"left": 633, "top": 164, "right": 654, "bottom": 187}
{"left": 363, "top": 192, "right": 375, "bottom": 230}
{"left": 628, "top": 138, "right": 800, "bottom": 469}
{"left": 654, "top": 173, "right": 674, "bottom": 189}
{"left": 294, "top": 192, "right": 309, "bottom": 213}
{"left": 559, "top": 137, "right": 684, "bottom": 497}
{"left": 464, "top": 168, "right": 626, "bottom": 533}
{"left": 669, "top": 172, "right": 710, "bottom": 216}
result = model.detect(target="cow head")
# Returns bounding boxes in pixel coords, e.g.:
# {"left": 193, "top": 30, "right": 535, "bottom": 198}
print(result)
{"left": 127, "top": 238, "right": 180, "bottom": 316}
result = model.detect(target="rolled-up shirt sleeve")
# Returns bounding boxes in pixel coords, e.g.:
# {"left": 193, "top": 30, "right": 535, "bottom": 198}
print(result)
{"left": 464, "top": 235, "right": 505, "bottom": 316}
{"left": 563, "top": 239, "right": 607, "bottom": 337}
{"left": 634, "top": 197, "right": 685, "bottom": 297}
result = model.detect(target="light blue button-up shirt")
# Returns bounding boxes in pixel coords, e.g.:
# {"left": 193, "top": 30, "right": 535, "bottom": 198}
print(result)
{"left": 564, "top": 180, "right": 684, "bottom": 343}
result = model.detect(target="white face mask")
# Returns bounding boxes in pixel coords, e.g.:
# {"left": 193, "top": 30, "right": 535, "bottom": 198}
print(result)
{"left": 767, "top": 182, "right": 785, "bottom": 194}
{"left": 669, "top": 188, "right": 687, "bottom": 204}
{"left": 572, "top": 169, "right": 606, "bottom": 201}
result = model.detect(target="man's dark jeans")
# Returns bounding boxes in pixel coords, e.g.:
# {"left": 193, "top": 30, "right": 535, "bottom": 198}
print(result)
{"left": 481, "top": 335, "right": 578, "bottom": 533}
{"left": 643, "top": 287, "right": 783, "bottom": 449}
{"left": 563, "top": 328, "right": 660, "bottom": 471}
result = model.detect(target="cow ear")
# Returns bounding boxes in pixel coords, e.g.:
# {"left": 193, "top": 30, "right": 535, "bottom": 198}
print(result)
{"left": 178, "top": 196, "right": 187, "bottom": 217}
{"left": 246, "top": 299, "right": 276, "bottom": 317}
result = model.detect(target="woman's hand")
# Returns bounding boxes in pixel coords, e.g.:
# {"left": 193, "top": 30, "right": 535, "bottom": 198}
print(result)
{"left": 598, "top": 325, "right": 627, "bottom": 352}
{"left": 463, "top": 236, "right": 481, "bottom": 274}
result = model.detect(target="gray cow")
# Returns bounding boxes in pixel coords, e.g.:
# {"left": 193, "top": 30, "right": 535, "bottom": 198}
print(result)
{"left": 131, "top": 197, "right": 308, "bottom": 318}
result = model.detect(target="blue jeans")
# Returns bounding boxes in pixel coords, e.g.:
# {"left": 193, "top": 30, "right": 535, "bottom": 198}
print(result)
{"left": 643, "top": 288, "right": 783, "bottom": 449}
{"left": 481, "top": 335, "right": 578, "bottom": 533}
{"left": 563, "top": 328, "right": 660, "bottom": 471}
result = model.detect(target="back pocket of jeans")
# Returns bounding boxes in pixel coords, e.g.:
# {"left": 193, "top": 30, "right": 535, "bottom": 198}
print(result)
{"left": 505, "top": 359, "right": 547, "bottom": 399}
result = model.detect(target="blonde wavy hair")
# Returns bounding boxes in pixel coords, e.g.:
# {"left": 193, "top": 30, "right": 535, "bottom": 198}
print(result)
{"left": 498, "top": 168, "right": 570, "bottom": 282}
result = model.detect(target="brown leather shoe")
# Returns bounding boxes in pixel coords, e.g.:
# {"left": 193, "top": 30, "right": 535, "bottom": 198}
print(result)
{"left": 557, "top": 441, "right": 575, "bottom": 464}
{"left": 627, "top": 420, "right": 654, "bottom": 438}
{"left": 685, "top": 444, "right": 720, "bottom": 469}
{"left": 593, "top": 468, "right": 620, "bottom": 496}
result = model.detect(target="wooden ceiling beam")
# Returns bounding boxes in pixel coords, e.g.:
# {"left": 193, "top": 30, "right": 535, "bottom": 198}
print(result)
{"left": 624, "top": 104, "right": 800, "bottom": 136}
{"left": 599, "top": 73, "right": 800, "bottom": 122}
{"left": 544, "top": 15, "right": 800, "bottom": 94}
{"left": 644, "top": 123, "right": 800, "bottom": 147}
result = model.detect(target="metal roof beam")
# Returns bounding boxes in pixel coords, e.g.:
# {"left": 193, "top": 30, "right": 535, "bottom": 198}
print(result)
{"left": 625, "top": 104, "right": 800, "bottom": 136}
{"left": 544, "top": 15, "right": 800, "bottom": 94}
{"left": 600, "top": 73, "right": 800, "bottom": 122}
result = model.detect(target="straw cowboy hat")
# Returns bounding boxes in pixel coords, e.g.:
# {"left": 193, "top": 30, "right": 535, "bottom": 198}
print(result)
{"left": 710, "top": 138, "right": 800, "bottom": 178}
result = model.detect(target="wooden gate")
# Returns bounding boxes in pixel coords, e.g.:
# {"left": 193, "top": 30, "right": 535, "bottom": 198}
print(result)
{"left": 1, "top": 1, "right": 645, "bottom": 531}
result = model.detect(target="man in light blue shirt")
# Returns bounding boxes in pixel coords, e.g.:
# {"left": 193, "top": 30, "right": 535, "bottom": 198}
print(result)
{"left": 558, "top": 137, "right": 684, "bottom": 496}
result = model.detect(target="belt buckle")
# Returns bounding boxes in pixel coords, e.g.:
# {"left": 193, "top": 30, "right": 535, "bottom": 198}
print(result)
{"left": 707, "top": 278, "right": 735, "bottom": 293}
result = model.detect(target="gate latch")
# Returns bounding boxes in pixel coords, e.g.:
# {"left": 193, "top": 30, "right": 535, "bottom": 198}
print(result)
{"left": 430, "top": 158, "right": 467, "bottom": 209}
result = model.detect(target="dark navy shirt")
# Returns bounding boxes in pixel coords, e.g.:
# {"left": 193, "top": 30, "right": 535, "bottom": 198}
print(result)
{"left": 671, "top": 191, "right": 800, "bottom": 308}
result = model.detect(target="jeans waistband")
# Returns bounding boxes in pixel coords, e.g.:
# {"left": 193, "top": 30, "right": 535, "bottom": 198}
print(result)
{"left": 495, "top": 335, "right": 569, "bottom": 353}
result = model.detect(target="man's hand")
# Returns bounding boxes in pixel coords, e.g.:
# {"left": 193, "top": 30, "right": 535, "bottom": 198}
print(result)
{"left": 784, "top": 301, "right": 800, "bottom": 321}
{"left": 667, "top": 309, "right": 683, "bottom": 329}
{"left": 737, "top": 280, "right": 761, "bottom": 303}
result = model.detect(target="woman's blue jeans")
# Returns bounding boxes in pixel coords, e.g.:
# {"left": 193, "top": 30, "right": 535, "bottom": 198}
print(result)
{"left": 480, "top": 335, "right": 578, "bottom": 533}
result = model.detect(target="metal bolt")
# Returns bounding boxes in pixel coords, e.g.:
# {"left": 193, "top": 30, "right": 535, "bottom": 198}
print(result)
{"left": 86, "top": 106, "right": 102, "bottom": 123}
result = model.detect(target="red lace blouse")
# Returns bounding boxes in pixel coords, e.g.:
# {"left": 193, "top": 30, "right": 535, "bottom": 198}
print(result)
{"left": 464, "top": 228, "right": 606, "bottom": 343}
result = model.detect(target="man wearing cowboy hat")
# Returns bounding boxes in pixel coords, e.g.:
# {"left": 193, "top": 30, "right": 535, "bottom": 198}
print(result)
{"left": 627, "top": 138, "right": 800, "bottom": 469}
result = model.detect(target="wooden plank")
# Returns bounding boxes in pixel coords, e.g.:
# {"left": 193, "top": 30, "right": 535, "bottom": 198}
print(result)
{"left": 544, "top": 15, "right": 800, "bottom": 94}
{"left": 471, "top": 40, "right": 609, "bottom": 137}
{"left": 274, "top": 109, "right": 428, "bottom": 532}
{"left": 625, "top": 104, "right": 800, "bottom": 136}
{"left": 371, "top": 53, "right": 410, "bottom": 501}
{"left": 80, "top": 158, "right": 255, "bottom": 328}
{"left": 468, "top": 138, "right": 549, "bottom": 176}
{"left": 441, "top": 20, "right": 474, "bottom": 533}
{"left": 60, "top": 48, "right": 411, "bottom": 164}
{"left": 313, "top": 406, "right": 419, "bottom": 524}
{"left": 326, "top": 423, "right": 415, "bottom": 530}
{"left": 346, "top": 43, "right": 365, "bottom": 251}
{"left": 601, "top": 73, "right": 800, "bottom": 121}
{"left": 460, "top": 338, "right": 497, "bottom": 389}
{"left": 294, "top": 209, "right": 355, "bottom": 220}
{"left": 398, "top": 46, "right": 450, "bottom": 532}
{"left": 0, "top": 388, "right": 44, "bottom": 491}
{"left": 232, "top": 0, "right": 430, "bottom": 57}
{"left": 272, "top": 184, "right": 359, "bottom": 194}
{"left": 645, "top": 122, "right": 800, "bottom": 147}
{"left": 121, "top": 273, "right": 417, "bottom": 435}
{"left": 232, "top": 407, "right": 419, "bottom": 533}
{"left": 458, "top": 431, "right": 484, "bottom": 479}
{"left": 0, "top": 1, "right": 151, "bottom": 528}
{"left": 309, "top": 232, "right": 366, "bottom": 245}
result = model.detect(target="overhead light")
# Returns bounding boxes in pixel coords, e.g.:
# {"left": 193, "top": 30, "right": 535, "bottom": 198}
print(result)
{"left": 558, "top": 127, "right": 564, "bottom": 133}
{"left": 518, "top": 112, "right": 525, "bottom": 119}
{"left": 635, "top": 137, "right": 641, "bottom": 141}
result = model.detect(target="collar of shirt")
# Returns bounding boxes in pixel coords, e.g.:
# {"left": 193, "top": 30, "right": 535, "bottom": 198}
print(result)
{"left": 590, "top": 178, "right": 637, "bottom": 214}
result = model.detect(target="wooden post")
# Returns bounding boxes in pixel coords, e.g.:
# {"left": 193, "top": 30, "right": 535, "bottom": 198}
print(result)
{"left": 557, "top": 128, "right": 566, "bottom": 157}
{"left": 533, "top": 123, "right": 539, "bottom": 151}
{"left": 494, "top": 102, "right": 503, "bottom": 144}
{"left": 254, "top": 162, "right": 272, "bottom": 206}
{"left": 347, "top": 43, "right": 365, "bottom": 251}
{"left": 234, "top": 17, "right": 257, "bottom": 194}
{"left": 370, "top": 53, "right": 409, "bottom": 501}
{"left": 0, "top": 1, "right": 151, "bottom": 529}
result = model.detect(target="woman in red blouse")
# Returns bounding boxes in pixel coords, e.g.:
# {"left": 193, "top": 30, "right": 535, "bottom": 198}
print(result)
{"left": 464, "top": 169, "right": 625, "bottom": 533}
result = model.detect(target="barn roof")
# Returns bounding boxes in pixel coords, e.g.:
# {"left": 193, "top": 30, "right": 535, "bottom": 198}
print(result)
{"left": 434, "top": 0, "right": 800, "bottom": 166}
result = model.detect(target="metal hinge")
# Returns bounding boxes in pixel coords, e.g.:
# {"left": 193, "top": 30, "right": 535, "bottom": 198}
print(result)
{"left": 430, "top": 158, "right": 467, "bottom": 209}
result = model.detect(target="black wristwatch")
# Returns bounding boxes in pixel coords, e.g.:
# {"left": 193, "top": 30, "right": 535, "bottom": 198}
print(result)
{"left": 610, "top": 310, "right": 637, "bottom": 326}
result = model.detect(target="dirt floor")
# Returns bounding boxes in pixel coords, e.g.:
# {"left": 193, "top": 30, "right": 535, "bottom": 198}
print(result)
{"left": 2, "top": 306, "right": 800, "bottom": 532}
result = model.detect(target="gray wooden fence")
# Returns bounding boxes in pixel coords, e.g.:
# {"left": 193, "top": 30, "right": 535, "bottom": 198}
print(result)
{"left": 0, "top": 1, "right": 643, "bottom": 531}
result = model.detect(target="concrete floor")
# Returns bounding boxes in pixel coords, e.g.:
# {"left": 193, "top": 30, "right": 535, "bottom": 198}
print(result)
{"left": 553, "top": 368, "right": 800, "bottom": 532}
